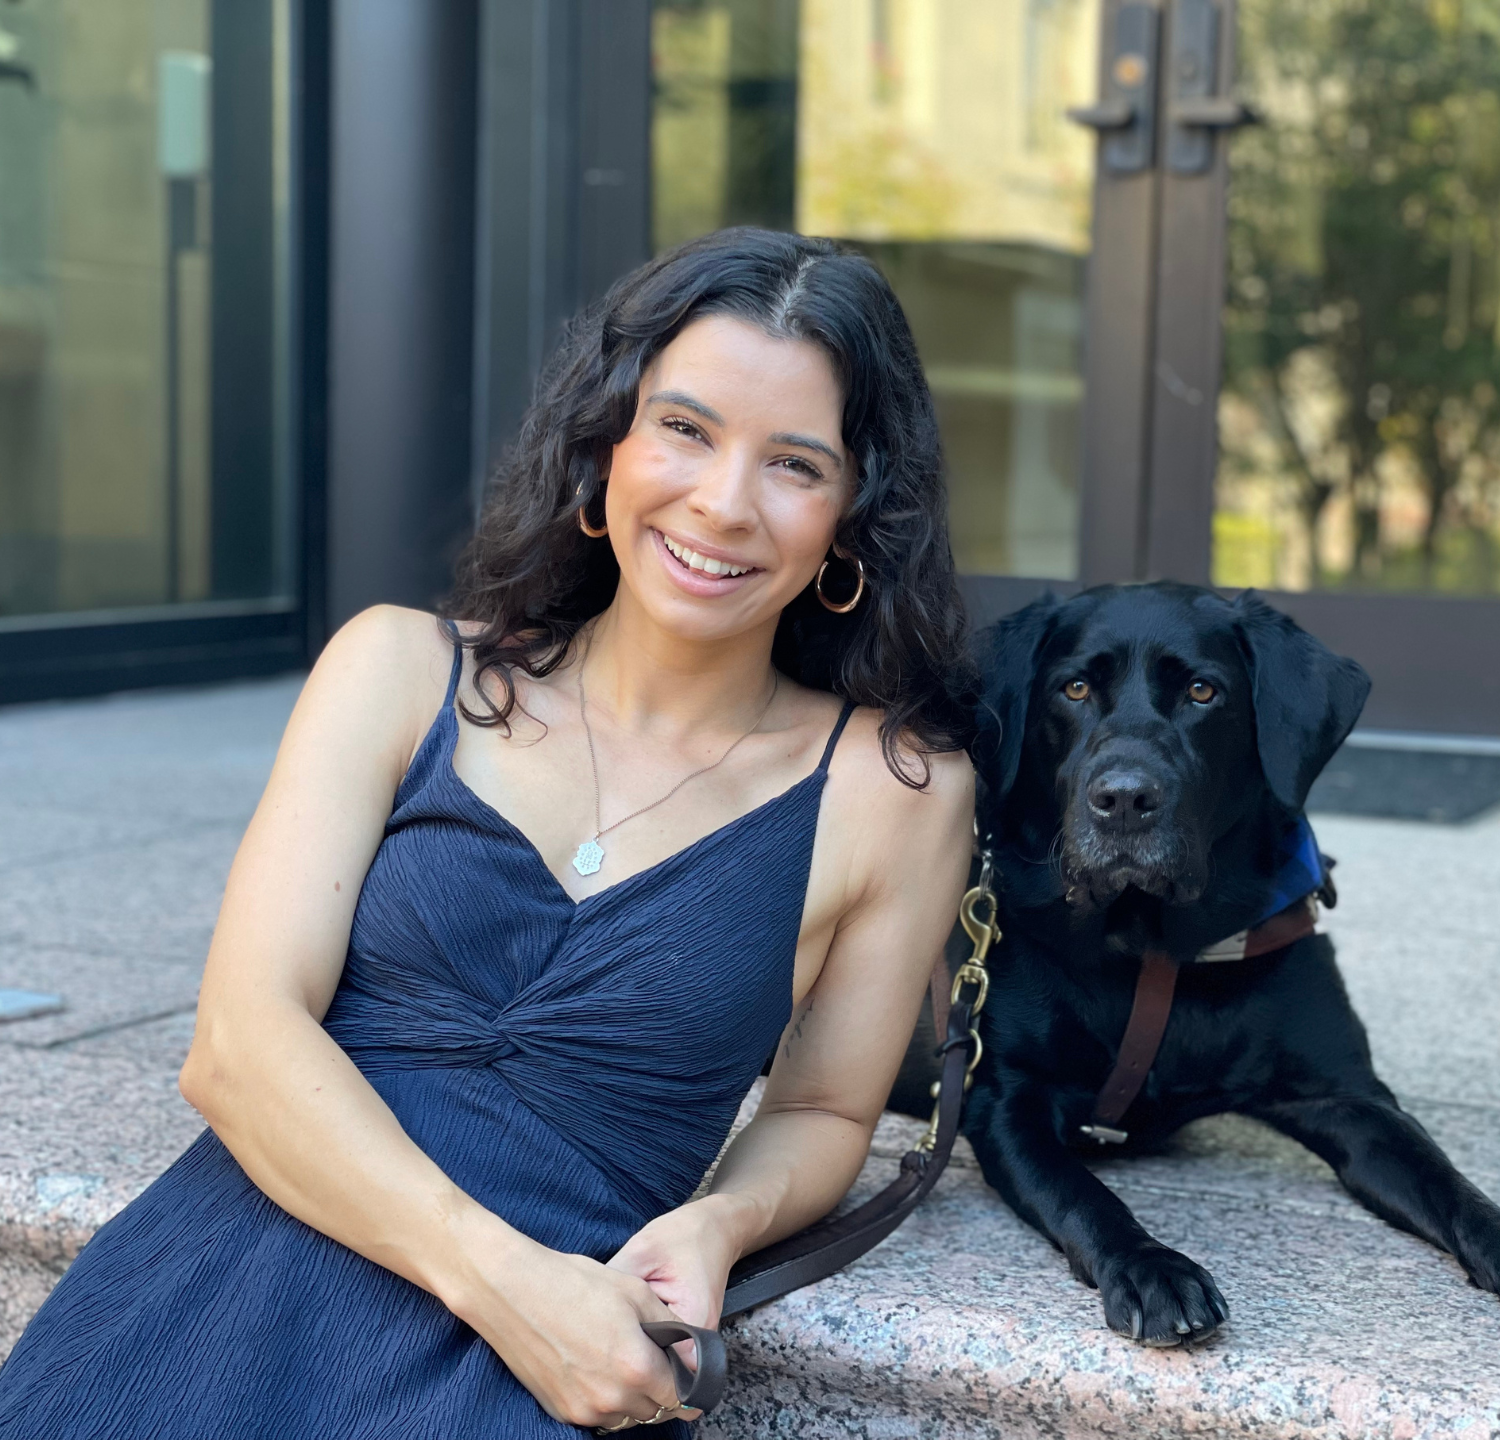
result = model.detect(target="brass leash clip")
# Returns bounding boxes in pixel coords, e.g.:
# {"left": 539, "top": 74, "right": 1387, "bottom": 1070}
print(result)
{"left": 916, "top": 850, "right": 1000, "bottom": 1152}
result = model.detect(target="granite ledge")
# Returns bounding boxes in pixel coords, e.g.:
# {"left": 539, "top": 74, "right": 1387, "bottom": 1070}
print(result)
{"left": 698, "top": 1096, "right": 1500, "bottom": 1440}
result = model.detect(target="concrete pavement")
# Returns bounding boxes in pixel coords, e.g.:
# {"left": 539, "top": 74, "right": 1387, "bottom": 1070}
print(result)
{"left": 0, "top": 677, "right": 299, "bottom": 1347}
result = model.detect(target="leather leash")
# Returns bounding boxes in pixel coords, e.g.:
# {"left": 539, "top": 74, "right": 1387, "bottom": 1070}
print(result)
{"left": 1079, "top": 947, "right": 1180, "bottom": 1145}
{"left": 1080, "top": 893, "right": 1320, "bottom": 1145}
{"left": 719, "top": 853, "right": 998, "bottom": 1319}
{"left": 609, "top": 869, "right": 1322, "bottom": 1423}
{"left": 619, "top": 860, "right": 997, "bottom": 1425}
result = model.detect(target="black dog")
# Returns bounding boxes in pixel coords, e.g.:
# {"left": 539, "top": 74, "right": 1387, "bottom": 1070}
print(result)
{"left": 955, "top": 581, "right": 1500, "bottom": 1345}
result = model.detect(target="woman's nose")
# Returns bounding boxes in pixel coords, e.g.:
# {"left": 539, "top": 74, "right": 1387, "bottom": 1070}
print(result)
{"left": 687, "top": 445, "right": 758, "bottom": 530}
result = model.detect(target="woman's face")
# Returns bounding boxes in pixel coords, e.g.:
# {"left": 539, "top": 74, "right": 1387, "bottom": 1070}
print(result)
{"left": 603, "top": 314, "right": 854, "bottom": 646}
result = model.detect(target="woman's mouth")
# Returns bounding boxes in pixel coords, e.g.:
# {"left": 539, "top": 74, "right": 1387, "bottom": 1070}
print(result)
{"left": 652, "top": 529, "right": 761, "bottom": 596}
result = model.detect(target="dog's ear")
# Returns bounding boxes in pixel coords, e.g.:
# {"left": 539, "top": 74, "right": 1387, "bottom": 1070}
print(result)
{"left": 973, "top": 595, "right": 1062, "bottom": 799}
{"left": 1232, "top": 592, "right": 1371, "bottom": 812}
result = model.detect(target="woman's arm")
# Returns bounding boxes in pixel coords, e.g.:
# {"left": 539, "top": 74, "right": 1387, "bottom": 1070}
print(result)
{"left": 179, "top": 607, "right": 682, "bottom": 1429}
{"left": 610, "top": 739, "right": 974, "bottom": 1323}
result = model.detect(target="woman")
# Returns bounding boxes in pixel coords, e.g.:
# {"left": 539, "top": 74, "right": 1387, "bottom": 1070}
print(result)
{"left": 0, "top": 229, "right": 974, "bottom": 1437}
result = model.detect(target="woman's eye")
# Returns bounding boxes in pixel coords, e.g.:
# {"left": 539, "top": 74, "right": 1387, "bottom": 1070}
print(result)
{"left": 662, "top": 416, "right": 705, "bottom": 441}
{"left": 777, "top": 455, "right": 823, "bottom": 481}
{"left": 1063, "top": 679, "right": 1090, "bottom": 702}
{"left": 1188, "top": 680, "right": 1217, "bottom": 704}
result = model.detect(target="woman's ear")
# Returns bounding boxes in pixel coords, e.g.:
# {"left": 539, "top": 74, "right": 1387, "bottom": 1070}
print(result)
{"left": 972, "top": 595, "right": 1062, "bottom": 800}
{"left": 1232, "top": 591, "right": 1371, "bottom": 812}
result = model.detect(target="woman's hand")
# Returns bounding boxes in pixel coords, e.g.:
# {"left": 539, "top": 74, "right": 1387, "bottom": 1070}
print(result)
{"left": 608, "top": 1192, "right": 756, "bottom": 1327}
{"left": 605, "top": 1192, "right": 759, "bottom": 1419}
{"left": 443, "top": 1211, "right": 686, "bottom": 1431}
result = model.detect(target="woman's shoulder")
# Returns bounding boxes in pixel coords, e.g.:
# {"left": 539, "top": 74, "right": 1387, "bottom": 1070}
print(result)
{"left": 799, "top": 695, "right": 972, "bottom": 928}
{"left": 817, "top": 695, "right": 974, "bottom": 837}
{"left": 310, "top": 606, "right": 460, "bottom": 735}
{"left": 322, "top": 605, "right": 457, "bottom": 678}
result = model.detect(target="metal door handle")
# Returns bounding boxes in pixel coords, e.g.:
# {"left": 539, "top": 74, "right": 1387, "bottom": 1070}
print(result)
{"left": 1067, "top": 100, "right": 1135, "bottom": 131}
{"left": 1167, "top": 0, "right": 1260, "bottom": 172}
{"left": 1065, "top": 3, "right": 1160, "bottom": 173}
{"left": 1171, "top": 96, "right": 1259, "bottom": 128}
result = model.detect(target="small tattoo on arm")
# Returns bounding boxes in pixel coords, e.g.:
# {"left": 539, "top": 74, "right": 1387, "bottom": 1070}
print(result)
{"left": 783, "top": 998, "right": 814, "bottom": 1060}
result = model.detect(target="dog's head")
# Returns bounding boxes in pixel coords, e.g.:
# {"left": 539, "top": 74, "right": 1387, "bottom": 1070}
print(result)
{"left": 973, "top": 583, "right": 1370, "bottom": 913}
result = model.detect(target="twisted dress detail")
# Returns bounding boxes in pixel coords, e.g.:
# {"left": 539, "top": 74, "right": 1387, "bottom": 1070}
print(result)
{"left": 0, "top": 640, "right": 856, "bottom": 1439}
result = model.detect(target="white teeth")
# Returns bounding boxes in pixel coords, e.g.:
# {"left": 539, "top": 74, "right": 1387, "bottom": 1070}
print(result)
{"left": 660, "top": 533, "right": 750, "bottom": 578}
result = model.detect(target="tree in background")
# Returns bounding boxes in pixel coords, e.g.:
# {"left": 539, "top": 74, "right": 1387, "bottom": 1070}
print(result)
{"left": 1221, "top": 0, "right": 1500, "bottom": 592}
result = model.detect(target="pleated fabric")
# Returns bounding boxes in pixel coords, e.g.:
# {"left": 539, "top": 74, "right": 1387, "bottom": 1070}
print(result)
{"left": 0, "top": 641, "right": 854, "bottom": 1440}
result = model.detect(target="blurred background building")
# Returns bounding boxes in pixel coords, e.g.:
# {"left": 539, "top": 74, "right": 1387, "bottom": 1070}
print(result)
{"left": 2, "top": 0, "right": 1498, "bottom": 735}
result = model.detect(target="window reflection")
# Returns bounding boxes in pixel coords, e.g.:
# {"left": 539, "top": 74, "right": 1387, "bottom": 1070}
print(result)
{"left": 651, "top": 0, "right": 1098, "bottom": 579}
{"left": 0, "top": 0, "right": 291, "bottom": 620}
{"left": 1216, "top": 0, "right": 1500, "bottom": 595}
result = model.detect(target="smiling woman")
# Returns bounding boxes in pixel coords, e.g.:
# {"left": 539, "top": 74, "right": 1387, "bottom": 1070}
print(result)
{"left": 0, "top": 227, "right": 976, "bottom": 1439}
{"left": 452, "top": 228, "right": 972, "bottom": 785}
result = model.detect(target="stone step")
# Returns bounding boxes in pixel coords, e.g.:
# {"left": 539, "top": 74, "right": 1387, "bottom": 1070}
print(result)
{"left": 703, "top": 1100, "right": 1500, "bottom": 1439}
{"left": 0, "top": 1009, "right": 206, "bottom": 1354}
{"left": 3, "top": 679, "right": 1498, "bottom": 1437}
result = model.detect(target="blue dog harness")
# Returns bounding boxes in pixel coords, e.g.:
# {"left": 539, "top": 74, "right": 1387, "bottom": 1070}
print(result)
{"left": 1197, "top": 815, "right": 1325, "bottom": 962}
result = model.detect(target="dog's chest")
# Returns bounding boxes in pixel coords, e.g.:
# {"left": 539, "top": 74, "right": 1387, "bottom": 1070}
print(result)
{"left": 989, "top": 936, "right": 1293, "bottom": 1121}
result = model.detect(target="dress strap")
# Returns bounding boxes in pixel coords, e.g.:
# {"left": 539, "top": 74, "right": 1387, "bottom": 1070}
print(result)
{"left": 440, "top": 620, "right": 464, "bottom": 710}
{"left": 817, "top": 699, "right": 857, "bottom": 772}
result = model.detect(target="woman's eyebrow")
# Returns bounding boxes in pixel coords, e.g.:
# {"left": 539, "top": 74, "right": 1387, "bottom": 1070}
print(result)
{"left": 645, "top": 390, "right": 724, "bottom": 425}
{"left": 769, "top": 431, "right": 842, "bottom": 466}
{"left": 647, "top": 390, "right": 842, "bottom": 467}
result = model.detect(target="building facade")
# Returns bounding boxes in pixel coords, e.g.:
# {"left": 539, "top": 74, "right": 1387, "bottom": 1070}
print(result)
{"left": 2, "top": 0, "right": 1498, "bottom": 734}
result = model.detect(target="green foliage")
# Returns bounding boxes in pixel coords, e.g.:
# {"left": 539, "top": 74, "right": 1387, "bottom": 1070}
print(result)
{"left": 1222, "top": 0, "right": 1500, "bottom": 591}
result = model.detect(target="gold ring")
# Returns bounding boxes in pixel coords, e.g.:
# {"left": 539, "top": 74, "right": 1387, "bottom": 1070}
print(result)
{"left": 592, "top": 1395, "right": 680, "bottom": 1433}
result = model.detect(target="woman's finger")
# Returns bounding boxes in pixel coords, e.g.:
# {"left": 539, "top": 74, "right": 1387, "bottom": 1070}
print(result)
{"left": 593, "top": 1391, "right": 688, "bottom": 1435}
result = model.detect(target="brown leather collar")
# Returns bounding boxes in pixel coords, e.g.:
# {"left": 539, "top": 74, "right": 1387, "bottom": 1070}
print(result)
{"left": 1079, "top": 894, "right": 1320, "bottom": 1144}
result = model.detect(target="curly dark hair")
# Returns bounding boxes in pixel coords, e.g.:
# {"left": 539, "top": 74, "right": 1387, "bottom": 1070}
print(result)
{"left": 446, "top": 226, "right": 974, "bottom": 785}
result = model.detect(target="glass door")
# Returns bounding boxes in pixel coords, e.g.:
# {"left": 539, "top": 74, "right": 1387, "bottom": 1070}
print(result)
{"left": 0, "top": 0, "right": 309, "bottom": 703}
{"left": 1205, "top": 0, "right": 1500, "bottom": 731}
{"left": 483, "top": 0, "right": 1500, "bottom": 734}
{"left": 1215, "top": 0, "right": 1500, "bottom": 598}
{"left": 0, "top": 1, "right": 296, "bottom": 621}
{"left": 650, "top": 0, "right": 1101, "bottom": 582}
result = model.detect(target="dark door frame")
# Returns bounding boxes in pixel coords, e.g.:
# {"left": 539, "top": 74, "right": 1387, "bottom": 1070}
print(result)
{"left": 323, "top": 0, "right": 479, "bottom": 632}
{"left": 471, "top": 0, "right": 652, "bottom": 496}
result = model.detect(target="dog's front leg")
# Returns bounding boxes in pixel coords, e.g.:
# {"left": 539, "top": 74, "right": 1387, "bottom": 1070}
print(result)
{"left": 1253, "top": 1094, "right": 1500, "bottom": 1296}
{"left": 966, "top": 1080, "right": 1229, "bottom": 1343}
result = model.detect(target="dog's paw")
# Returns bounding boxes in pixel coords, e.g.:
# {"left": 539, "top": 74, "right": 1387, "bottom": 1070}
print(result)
{"left": 1454, "top": 1205, "right": 1500, "bottom": 1295}
{"left": 1097, "top": 1242, "right": 1229, "bottom": 1346}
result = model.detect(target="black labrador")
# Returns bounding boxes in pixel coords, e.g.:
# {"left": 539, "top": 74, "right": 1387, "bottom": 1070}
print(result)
{"left": 952, "top": 581, "right": 1500, "bottom": 1345}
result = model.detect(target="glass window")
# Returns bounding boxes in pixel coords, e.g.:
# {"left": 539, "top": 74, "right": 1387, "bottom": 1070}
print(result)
{"left": 651, "top": 0, "right": 1099, "bottom": 579}
{"left": 0, "top": 0, "right": 293, "bottom": 621}
{"left": 1215, "top": 0, "right": 1500, "bottom": 595}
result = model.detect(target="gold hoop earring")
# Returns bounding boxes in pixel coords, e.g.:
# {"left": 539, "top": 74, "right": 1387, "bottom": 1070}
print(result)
{"left": 816, "top": 553, "right": 866, "bottom": 614}
{"left": 575, "top": 485, "right": 608, "bottom": 538}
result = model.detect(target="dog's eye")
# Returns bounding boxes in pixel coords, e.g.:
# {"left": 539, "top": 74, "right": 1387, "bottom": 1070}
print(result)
{"left": 1188, "top": 680, "right": 1217, "bottom": 704}
{"left": 1063, "top": 679, "right": 1090, "bottom": 702}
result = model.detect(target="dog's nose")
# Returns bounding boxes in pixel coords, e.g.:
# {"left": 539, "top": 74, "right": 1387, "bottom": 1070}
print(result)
{"left": 1086, "top": 769, "right": 1163, "bottom": 827}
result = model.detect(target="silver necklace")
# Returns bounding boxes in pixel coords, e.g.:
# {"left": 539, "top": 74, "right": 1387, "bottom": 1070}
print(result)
{"left": 571, "top": 640, "right": 779, "bottom": 877}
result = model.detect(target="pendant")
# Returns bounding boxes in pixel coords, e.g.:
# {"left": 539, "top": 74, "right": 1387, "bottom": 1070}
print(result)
{"left": 572, "top": 839, "right": 604, "bottom": 876}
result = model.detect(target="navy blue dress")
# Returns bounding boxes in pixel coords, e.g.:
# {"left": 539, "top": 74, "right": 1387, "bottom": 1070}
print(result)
{"left": 0, "top": 642, "right": 855, "bottom": 1439}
